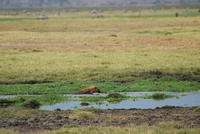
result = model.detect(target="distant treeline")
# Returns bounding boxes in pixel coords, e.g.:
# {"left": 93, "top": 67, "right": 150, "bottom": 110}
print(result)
{"left": 0, "top": 0, "right": 200, "bottom": 9}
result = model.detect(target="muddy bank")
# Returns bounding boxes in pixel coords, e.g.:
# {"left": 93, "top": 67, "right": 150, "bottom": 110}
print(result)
{"left": 0, "top": 106, "right": 200, "bottom": 133}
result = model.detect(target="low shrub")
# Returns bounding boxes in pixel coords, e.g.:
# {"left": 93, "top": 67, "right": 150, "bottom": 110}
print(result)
{"left": 70, "top": 111, "right": 95, "bottom": 119}
{"left": 194, "top": 106, "right": 200, "bottom": 112}
{"left": 151, "top": 93, "right": 173, "bottom": 100}
{"left": 107, "top": 93, "right": 124, "bottom": 98}
{"left": 22, "top": 99, "right": 40, "bottom": 108}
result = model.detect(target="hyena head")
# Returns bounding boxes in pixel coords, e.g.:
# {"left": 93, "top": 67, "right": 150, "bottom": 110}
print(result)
{"left": 91, "top": 86, "right": 100, "bottom": 93}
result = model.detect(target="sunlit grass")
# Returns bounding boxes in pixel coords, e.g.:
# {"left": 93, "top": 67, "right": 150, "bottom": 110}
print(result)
{"left": 0, "top": 8, "right": 200, "bottom": 83}
{"left": 0, "top": 48, "right": 200, "bottom": 82}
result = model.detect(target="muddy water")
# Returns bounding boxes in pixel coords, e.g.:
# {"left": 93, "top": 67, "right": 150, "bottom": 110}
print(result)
{"left": 40, "top": 91, "right": 200, "bottom": 111}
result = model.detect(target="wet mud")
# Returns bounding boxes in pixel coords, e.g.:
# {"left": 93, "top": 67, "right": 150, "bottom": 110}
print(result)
{"left": 0, "top": 106, "right": 200, "bottom": 133}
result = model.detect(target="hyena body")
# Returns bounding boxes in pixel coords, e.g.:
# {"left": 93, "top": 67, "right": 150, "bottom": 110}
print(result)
{"left": 74, "top": 86, "right": 100, "bottom": 94}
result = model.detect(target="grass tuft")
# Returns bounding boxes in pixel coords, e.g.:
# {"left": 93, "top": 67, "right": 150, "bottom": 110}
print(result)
{"left": 151, "top": 93, "right": 174, "bottom": 100}
{"left": 22, "top": 99, "right": 41, "bottom": 109}
{"left": 69, "top": 110, "right": 95, "bottom": 120}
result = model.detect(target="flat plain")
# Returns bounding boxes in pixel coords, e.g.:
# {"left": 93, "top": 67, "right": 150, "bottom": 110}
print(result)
{"left": 0, "top": 5, "right": 200, "bottom": 134}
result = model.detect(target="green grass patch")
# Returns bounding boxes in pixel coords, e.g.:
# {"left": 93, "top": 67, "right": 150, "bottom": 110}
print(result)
{"left": 136, "top": 31, "right": 174, "bottom": 35}
{"left": 0, "top": 18, "right": 36, "bottom": 21}
{"left": 22, "top": 99, "right": 41, "bottom": 108}
{"left": 149, "top": 93, "right": 174, "bottom": 100}
{"left": 0, "top": 94, "right": 70, "bottom": 108}
{"left": 194, "top": 106, "right": 200, "bottom": 112}
{"left": 0, "top": 77, "right": 199, "bottom": 95}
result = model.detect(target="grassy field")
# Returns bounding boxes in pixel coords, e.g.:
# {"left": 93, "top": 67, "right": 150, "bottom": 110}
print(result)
{"left": 0, "top": 6, "right": 200, "bottom": 134}
{"left": 0, "top": 6, "right": 200, "bottom": 94}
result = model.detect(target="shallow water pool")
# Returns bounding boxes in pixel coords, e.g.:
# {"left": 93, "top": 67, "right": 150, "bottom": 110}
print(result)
{"left": 39, "top": 91, "right": 200, "bottom": 111}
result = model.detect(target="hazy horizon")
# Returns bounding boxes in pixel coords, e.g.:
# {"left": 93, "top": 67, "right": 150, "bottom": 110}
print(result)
{"left": 0, "top": 0, "right": 200, "bottom": 9}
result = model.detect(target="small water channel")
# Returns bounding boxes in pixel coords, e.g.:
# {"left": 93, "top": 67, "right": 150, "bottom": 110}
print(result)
{"left": 40, "top": 91, "right": 200, "bottom": 111}
{"left": 1, "top": 92, "right": 200, "bottom": 111}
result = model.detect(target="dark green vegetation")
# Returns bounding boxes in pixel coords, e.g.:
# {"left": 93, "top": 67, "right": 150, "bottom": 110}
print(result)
{"left": 0, "top": 99, "right": 15, "bottom": 107}
{"left": 194, "top": 106, "right": 200, "bottom": 112}
{"left": 150, "top": 93, "right": 174, "bottom": 100}
{"left": 0, "top": 18, "right": 36, "bottom": 21}
{"left": 0, "top": 95, "right": 69, "bottom": 108}
{"left": 107, "top": 93, "right": 125, "bottom": 98}
{"left": 81, "top": 93, "right": 129, "bottom": 104}
{"left": 22, "top": 99, "right": 41, "bottom": 108}
{"left": 0, "top": 77, "right": 199, "bottom": 95}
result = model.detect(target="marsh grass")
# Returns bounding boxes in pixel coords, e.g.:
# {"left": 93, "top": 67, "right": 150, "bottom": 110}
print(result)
{"left": 0, "top": 94, "right": 70, "bottom": 108}
{"left": 22, "top": 99, "right": 40, "bottom": 108}
{"left": 0, "top": 77, "right": 199, "bottom": 95}
{"left": 0, "top": 99, "right": 15, "bottom": 107}
{"left": 106, "top": 93, "right": 125, "bottom": 98}
{"left": 194, "top": 106, "right": 200, "bottom": 113}
{"left": 150, "top": 93, "right": 174, "bottom": 100}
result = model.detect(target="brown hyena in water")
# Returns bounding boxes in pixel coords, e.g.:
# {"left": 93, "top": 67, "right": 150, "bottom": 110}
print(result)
{"left": 74, "top": 86, "right": 100, "bottom": 94}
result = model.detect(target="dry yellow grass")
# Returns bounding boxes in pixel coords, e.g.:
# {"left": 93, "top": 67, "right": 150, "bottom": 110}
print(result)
{"left": 0, "top": 8, "right": 200, "bottom": 82}
{"left": 69, "top": 110, "right": 96, "bottom": 119}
